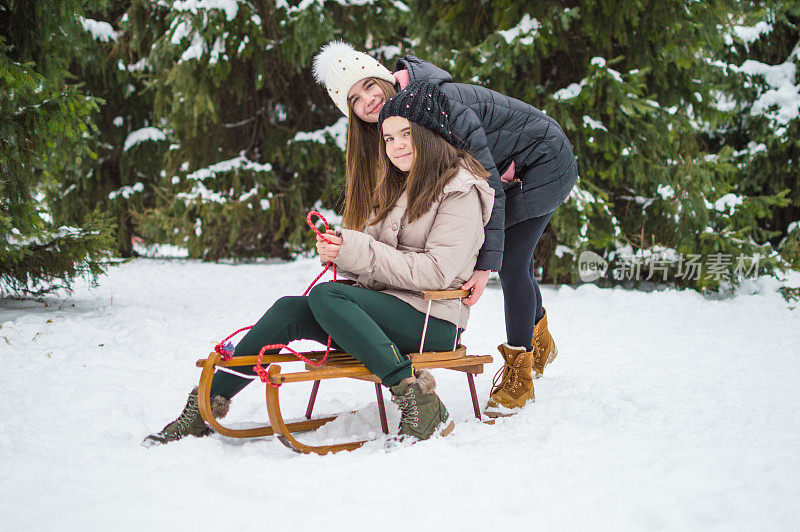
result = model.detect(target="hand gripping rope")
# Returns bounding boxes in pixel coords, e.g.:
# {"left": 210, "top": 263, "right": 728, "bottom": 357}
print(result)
{"left": 213, "top": 211, "right": 337, "bottom": 387}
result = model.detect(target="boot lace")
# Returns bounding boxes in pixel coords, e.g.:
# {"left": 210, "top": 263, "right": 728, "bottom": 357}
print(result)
{"left": 167, "top": 392, "right": 202, "bottom": 436}
{"left": 391, "top": 390, "right": 419, "bottom": 429}
{"left": 491, "top": 362, "right": 521, "bottom": 394}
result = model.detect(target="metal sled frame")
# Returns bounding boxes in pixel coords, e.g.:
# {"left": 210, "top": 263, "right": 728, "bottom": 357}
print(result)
{"left": 196, "top": 288, "right": 493, "bottom": 455}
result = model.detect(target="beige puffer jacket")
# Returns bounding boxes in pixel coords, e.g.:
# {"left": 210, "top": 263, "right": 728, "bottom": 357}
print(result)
{"left": 335, "top": 166, "right": 494, "bottom": 329}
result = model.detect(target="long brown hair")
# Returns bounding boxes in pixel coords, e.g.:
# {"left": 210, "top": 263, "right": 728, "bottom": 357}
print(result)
{"left": 343, "top": 78, "right": 397, "bottom": 230}
{"left": 370, "top": 121, "right": 489, "bottom": 226}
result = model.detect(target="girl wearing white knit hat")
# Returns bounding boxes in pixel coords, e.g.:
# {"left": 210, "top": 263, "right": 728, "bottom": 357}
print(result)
{"left": 313, "top": 40, "right": 579, "bottom": 417}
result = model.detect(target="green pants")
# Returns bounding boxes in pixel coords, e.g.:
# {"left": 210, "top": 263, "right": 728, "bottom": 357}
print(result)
{"left": 209, "top": 282, "right": 458, "bottom": 398}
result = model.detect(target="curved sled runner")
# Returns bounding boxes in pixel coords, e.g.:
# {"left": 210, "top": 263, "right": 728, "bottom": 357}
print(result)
{"left": 196, "top": 289, "right": 493, "bottom": 455}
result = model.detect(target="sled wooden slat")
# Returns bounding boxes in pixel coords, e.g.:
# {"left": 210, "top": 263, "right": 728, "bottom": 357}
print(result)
{"left": 195, "top": 350, "right": 339, "bottom": 368}
{"left": 272, "top": 350, "right": 492, "bottom": 385}
{"left": 422, "top": 289, "right": 470, "bottom": 300}
{"left": 302, "top": 345, "right": 469, "bottom": 372}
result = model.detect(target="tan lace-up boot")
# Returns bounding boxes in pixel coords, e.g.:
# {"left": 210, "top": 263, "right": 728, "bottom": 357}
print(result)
{"left": 532, "top": 308, "right": 558, "bottom": 379}
{"left": 484, "top": 343, "right": 535, "bottom": 417}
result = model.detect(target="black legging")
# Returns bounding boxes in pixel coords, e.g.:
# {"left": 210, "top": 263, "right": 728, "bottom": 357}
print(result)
{"left": 498, "top": 212, "right": 553, "bottom": 350}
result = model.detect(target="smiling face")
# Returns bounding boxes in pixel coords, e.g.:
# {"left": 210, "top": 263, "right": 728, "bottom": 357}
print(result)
{"left": 381, "top": 116, "right": 416, "bottom": 172}
{"left": 347, "top": 78, "right": 388, "bottom": 123}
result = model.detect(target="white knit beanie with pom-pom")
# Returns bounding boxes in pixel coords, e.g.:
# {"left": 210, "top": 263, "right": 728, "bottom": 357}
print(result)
{"left": 312, "top": 41, "right": 395, "bottom": 116}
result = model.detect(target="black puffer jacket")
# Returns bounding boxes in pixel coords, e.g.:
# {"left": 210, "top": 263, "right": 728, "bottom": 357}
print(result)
{"left": 396, "top": 56, "right": 578, "bottom": 271}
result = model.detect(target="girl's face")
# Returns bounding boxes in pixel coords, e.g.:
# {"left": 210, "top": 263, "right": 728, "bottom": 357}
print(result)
{"left": 382, "top": 116, "right": 415, "bottom": 172}
{"left": 347, "top": 78, "right": 387, "bottom": 123}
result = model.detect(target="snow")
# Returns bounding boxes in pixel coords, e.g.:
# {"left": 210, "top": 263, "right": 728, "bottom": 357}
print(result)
{"left": 3, "top": 259, "right": 798, "bottom": 529}
{"left": 185, "top": 154, "right": 272, "bottom": 181}
{"left": 372, "top": 45, "right": 402, "bottom": 60}
{"left": 81, "top": 18, "right": 117, "bottom": 42}
{"left": 591, "top": 57, "right": 607, "bottom": 68}
{"left": 739, "top": 58, "right": 800, "bottom": 124}
{"left": 582, "top": 115, "right": 608, "bottom": 131}
{"left": 4, "top": 225, "right": 85, "bottom": 247}
{"left": 731, "top": 21, "right": 774, "bottom": 44}
{"left": 177, "top": 155, "right": 272, "bottom": 205}
{"left": 498, "top": 14, "right": 541, "bottom": 45}
{"left": 657, "top": 184, "right": 675, "bottom": 200}
{"left": 276, "top": 0, "right": 378, "bottom": 15}
{"left": 180, "top": 33, "right": 206, "bottom": 62}
{"left": 173, "top": 0, "right": 242, "bottom": 21}
{"left": 132, "top": 242, "right": 190, "bottom": 258}
{"left": 708, "top": 51, "right": 800, "bottom": 125}
{"left": 554, "top": 245, "right": 574, "bottom": 258}
{"left": 170, "top": 19, "right": 192, "bottom": 45}
{"left": 705, "top": 193, "right": 744, "bottom": 214}
{"left": 177, "top": 181, "right": 227, "bottom": 204}
{"left": 569, "top": 183, "right": 597, "bottom": 211}
{"left": 108, "top": 182, "right": 145, "bottom": 200}
{"left": 123, "top": 127, "right": 167, "bottom": 151}
{"left": 553, "top": 82, "right": 583, "bottom": 101}
{"left": 208, "top": 36, "right": 226, "bottom": 64}
{"left": 118, "top": 58, "right": 151, "bottom": 72}
{"left": 293, "top": 117, "right": 348, "bottom": 151}
{"left": 390, "top": 1, "right": 410, "bottom": 13}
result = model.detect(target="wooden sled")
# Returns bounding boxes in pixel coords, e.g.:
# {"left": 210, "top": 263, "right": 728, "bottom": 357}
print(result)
{"left": 196, "top": 288, "right": 493, "bottom": 455}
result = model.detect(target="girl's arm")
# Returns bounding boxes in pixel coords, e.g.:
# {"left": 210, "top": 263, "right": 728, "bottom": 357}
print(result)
{"left": 447, "top": 99, "right": 505, "bottom": 272}
{"left": 334, "top": 188, "right": 485, "bottom": 292}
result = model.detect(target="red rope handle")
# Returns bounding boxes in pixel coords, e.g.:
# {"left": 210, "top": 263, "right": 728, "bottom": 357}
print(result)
{"left": 252, "top": 335, "right": 333, "bottom": 388}
{"left": 214, "top": 326, "right": 252, "bottom": 361}
{"left": 302, "top": 210, "right": 337, "bottom": 295}
{"left": 214, "top": 210, "right": 338, "bottom": 381}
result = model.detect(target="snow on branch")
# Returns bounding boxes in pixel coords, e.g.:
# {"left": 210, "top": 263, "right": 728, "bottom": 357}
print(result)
{"left": 80, "top": 18, "right": 117, "bottom": 42}
{"left": 292, "top": 117, "right": 348, "bottom": 151}
{"left": 186, "top": 153, "right": 273, "bottom": 181}
{"left": 553, "top": 82, "right": 583, "bottom": 101}
{"left": 109, "top": 183, "right": 145, "bottom": 200}
{"left": 498, "top": 14, "right": 541, "bottom": 45}
{"left": 172, "top": 0, "right": 242, "bottom": 21}
{"left": 708, "top": 51, "right": 800, "bottom": 125}
{"left": 123, "top": 127, "right": 167, "bottom": 151}
{"left": 739, "top": 59, "right": 800, "bottom": 124}
{"left": 727, "top": 21, "right": 774, "bottom": 45}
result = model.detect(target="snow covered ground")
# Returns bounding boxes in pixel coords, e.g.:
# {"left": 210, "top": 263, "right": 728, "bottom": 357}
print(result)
{"left": 1, "top": 258, "right": 799, "bottom": 531}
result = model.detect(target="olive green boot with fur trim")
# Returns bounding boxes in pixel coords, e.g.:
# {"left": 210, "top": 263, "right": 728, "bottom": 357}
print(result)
{"left": 385, "top": 370, "right": 454, "bottom": 449}
{"left": 142, "top": 387, "right": 230, "bottom": 447}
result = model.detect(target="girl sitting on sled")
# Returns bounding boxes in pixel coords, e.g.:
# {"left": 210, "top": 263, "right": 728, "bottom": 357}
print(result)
{"left": 312, "top": 42, "right": 578, "bottom": 415}
{"left": 143, "top": 80, "right": 494, "bottom": 448}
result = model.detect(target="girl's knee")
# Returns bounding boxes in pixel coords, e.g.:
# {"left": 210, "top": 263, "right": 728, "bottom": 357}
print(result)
{"left": 307, "top": 282, "right": 344, "bottom": 312}
{"left": 269, "top": 295, "right": 308, "bottom": 316}
{"left": 499, "top": 263, "right": 531, "bottom": 284}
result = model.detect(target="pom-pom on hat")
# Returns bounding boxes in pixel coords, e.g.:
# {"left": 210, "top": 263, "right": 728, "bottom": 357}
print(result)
{"left": 378, "top": 80, "right": 452, "bottom": 144}
{"left": 313, "top": 41, "right": 395, "bottom": 116}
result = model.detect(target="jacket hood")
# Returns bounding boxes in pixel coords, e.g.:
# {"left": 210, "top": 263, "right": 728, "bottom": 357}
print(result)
{"left": 444, "top": 167, "right": 495, "bottom": 227}
{"left": 395, "top": 55, "right": 453, "bottom": 86}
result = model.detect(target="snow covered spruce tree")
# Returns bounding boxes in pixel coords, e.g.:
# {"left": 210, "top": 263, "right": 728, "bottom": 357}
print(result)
{"left": 48, "top": 1, "right": 167, "bottom": 258}
{"left": 0, "top": 0, "right": 115, "bottom": 295}
{"left": 128, "top": 0, "right": 406, "bottom": 260}
{"left": 407, "top": 0, "right": 791, "bottom": 290}
{"left": 715, "top": 2, "right": 800, "bottom": 271}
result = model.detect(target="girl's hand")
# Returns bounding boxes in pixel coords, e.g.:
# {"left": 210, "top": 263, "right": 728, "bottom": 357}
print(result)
{"left": 460, "top": 270, "right": 491, "bottom": 306}
{"left": 316, "top": 230, "right": 343, "bottom": 262}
